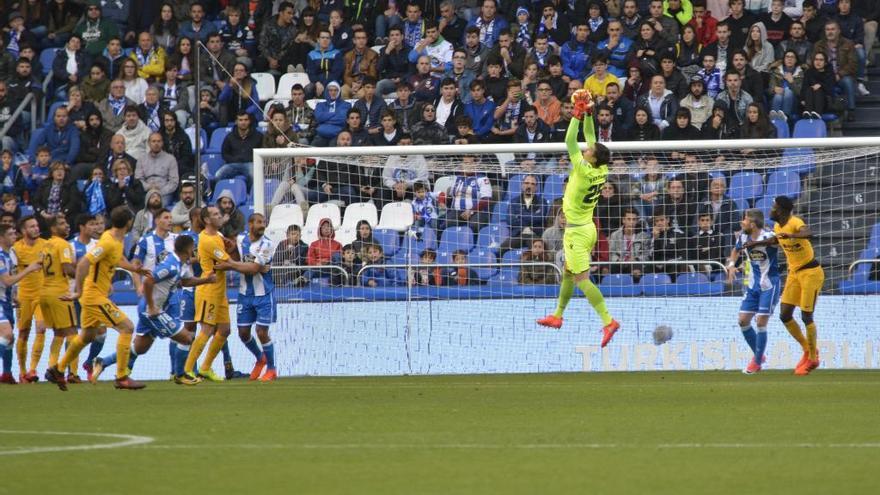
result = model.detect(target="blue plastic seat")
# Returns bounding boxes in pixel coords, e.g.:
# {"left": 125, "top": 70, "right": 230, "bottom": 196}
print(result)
{"left": 211, "top": 178, "right": 247, "bottom": 205}
{"left": 599, "top": 274, "right": 641, "bottom": 297}
{"left": 39, "top": 48, "right": 59, "bottom": 76}
{"left": 639, "top": 273, "right": 674, "bottom": 296}
{"left": 373, "top": 228, "right": 401, "bottom": 256}
{"left": 755, "top": 197, "right": 775, "bottom": 228}
{"left": 675, "top": 272, "right": 721, "bottom": 295}
{"left": 264, "top": 178, "right": 280, "bottom": 204}
{"left": 477, "top": 224, "right": 510, "bottom": 252}
{"left": 201, "top": 154, "right": 224, "bottom": 180}
{"left": 729, "top": 172, "right": 764, "bottom": 205}
{"left": 438, "top": 226, "right": 475, "bottom": 255}
{"left": 869, "top": 222, "right": 880, "bottom": 249}
{"left": 495, "top": 249, "right": 524, "bottom": 283}
{"left": 771, "top": 118, "right": 790, "bottom": 138}
{"left": 205, "top": 126, "right": 231, "bottom": 154}
{"left": 468, "top": 249, "right": 498, "bottom": 280}
{"left": 185, "top": 127, "right": 208, "bottom": 152}
{"left": 543, "top": 174, "right": 567, "bottom": 202}
{"left": 490, "top": 200, "right": 510, "bottom": 225}
{"left": 765, "top": 171, "right": 801, "bottom": 200}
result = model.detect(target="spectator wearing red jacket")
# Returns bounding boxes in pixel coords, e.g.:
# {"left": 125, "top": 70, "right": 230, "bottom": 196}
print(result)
{"left": 689, "top": 0, "right": 719, "bottom": 45}
{"left": 307, "top": 218, "right": 342, "bottom": 266}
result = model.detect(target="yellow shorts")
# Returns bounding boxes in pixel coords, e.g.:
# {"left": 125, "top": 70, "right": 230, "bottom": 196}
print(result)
{"left": 781, "top": 265, "right": 825, "bottom": 313}
{"left": 563, "top": 223, "right": 597, "bottom": 275}
{"left": 81, "top": 303, "right": 131, "bottom": 330}
{"left": 39, "top": 296, "right": 77, "bottom": 330}
{"left": 195, "top": 296, "right": 230, "bottom": 326}
{"left": 17, "top": 297, "right": 44, "bottom": 331}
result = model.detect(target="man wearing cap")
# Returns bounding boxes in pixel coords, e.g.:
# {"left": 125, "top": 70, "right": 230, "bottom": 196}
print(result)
{"left": 74, "top": 1, "right": 121, "bottom": 58}
{"left": 679, "top": 75, "right": 713, "bottom": 128}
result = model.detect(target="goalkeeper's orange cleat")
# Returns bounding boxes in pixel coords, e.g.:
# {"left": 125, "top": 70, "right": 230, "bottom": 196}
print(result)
{"left": 260, "top": 369, "right": 277, "bottom": 382}
{"left": 601, "top": 320, "right": 621, "bottom": 348}
{"left": 795, "top": 353, "right": 820, "bottom": 375}
{"left": 249, "top": 354, "right": 267, "bottom": 381}
{"left": 795, "top": 351, "right": 809, "bottom": 370}
{"left": 536, "top": 315, "right": 563, "bottom": 329}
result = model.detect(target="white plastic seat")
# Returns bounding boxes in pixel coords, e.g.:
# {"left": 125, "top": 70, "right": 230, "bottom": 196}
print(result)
{"left": 433, "top": 175, "right": 456, "bottom": 196}
{"left": 267, "top": 203, "right": 304, "bottom": 233}
{"left": 300, "top": 226, "right": 318, "bottom": 245}
{"left": 341, "top": 202, "right": 379, "bottom": 229}
{"left": 334, "top": 226, "right": 356, "bottom": 246}
{"left": 376, "top": 202, "right": 414, "bottom": 232}
{"left": 304, "top": 202, "right": 342, "bottom": 231}
{"left": 251, "top": 72, "right": 277, "bottom": 102}
{"left": 274, "top": 72, "right": 310, "bottom": 100}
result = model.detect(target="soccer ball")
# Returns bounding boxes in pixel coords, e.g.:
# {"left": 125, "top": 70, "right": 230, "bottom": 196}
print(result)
{"left": 653, "top": 325, "right": 674, "bottom": 346}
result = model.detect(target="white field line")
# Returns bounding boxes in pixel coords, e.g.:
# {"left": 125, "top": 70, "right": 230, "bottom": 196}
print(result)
{"left": 0, "top": 430, "right": 154, "bottom": 456}
{"left": 134, "top": 442, "right": 880, "bottom": 450}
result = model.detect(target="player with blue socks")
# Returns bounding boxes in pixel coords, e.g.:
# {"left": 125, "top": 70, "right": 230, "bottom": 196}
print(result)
{"left": 726, "top": 209, "right": 781, "bottom": 374}
{"left": 231, "top": 213, "right": 279, "bottom": 381}
{"left": 91, "top": 235, "right": 215, "bottom": 384}
{"left": 0, "top": 225, "right": 43, "bottom": 384}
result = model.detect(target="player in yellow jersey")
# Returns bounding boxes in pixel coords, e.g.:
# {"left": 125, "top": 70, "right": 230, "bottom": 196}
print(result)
{"left": 39, "top": 216, "right": 81, "bottom": 384}
{"left": 183, "top": 205, "right": 250, "bottom": 383}
{"left": 47, "top": 206, "right": 151, "bottom": 391}
{"left": 536, "top": 89, "right": 620, "bottom": 347}
{"left": 744, "top": 196, "right": 824, "bottom": 375}
{"left": 11, "top": 216, "right": 47, "bottom": 383}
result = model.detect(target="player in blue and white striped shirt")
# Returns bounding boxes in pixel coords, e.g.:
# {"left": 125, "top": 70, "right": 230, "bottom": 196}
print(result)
{"left": 92, "top": 235, "right": 215, "bottom": 385}
{"left": 232, "top": 213, "right": 279, "bottom": 382}
{"left": 0, "top": 225, "right": 43, "bottom": 383}
{"left": 726, "top": 209, "right": 782, "bottom": 375}
{"left": 72, "top": 214, "right": 105, "bottom": 381}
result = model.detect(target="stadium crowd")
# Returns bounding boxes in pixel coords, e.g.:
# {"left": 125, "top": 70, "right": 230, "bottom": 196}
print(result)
{"left": 0, "top": 0, "right": 876, "bottom": 288}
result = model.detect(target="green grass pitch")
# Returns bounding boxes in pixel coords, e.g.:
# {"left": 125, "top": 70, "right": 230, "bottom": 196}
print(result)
{"left": 2, "top": 371, "right": 878, "bottom": 494}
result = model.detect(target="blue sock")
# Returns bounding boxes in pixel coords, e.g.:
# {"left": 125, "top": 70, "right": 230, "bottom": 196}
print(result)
{"left": 221, "top": 341, "right": 232, "bottom": 365}
{"left": 263, "top": 341, "right": 275, "bottom": 370}
{"left": 755, "top": 327, "right": 768, "bottom": 363}
{"left": 0, "top": 338, "right": 10, "bottom": 374}
{"left": 242, "top": 336, "right": 262, "bottom": 360}
{"left": 168, "top": 341, "right": 176, "bottom": 374}
{"left": 175, "top": 343, "right": 190, "bottom": 376}
{"left": 85, "top": 335, "right": 106, "bottom": 364}
{"left": 101, "top": 352, "right": 117, "bottom": 367}
{"left": 128, "top": 351, "right": 138, "bottom": 371}
{"left": 740, "top": 324, "right": 757, "bottom": 353}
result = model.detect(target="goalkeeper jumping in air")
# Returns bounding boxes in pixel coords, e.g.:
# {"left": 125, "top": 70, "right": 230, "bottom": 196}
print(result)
{"left": 537, "top": 90, "right": 620, "bottom": 347}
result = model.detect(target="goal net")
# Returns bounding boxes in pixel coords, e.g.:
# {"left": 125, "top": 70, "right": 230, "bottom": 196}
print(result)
{"left": 247, "top": 136, "right": 880, "bottom": 375}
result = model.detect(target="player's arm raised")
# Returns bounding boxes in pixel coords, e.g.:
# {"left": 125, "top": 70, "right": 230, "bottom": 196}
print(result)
{"left": 0, "top": 260, "right": 41, "bottom": 287}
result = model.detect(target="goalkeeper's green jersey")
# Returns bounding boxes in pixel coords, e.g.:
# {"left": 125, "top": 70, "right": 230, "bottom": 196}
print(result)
{"left": 562, "top": 117, "right": 609, "bottom": 226}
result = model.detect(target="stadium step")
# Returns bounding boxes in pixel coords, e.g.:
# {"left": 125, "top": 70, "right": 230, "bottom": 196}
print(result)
{"left": 801, "top": 213, "right": 879, "bottom": 240}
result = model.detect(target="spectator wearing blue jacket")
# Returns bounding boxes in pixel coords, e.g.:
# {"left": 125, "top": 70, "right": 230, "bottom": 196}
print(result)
{"left": 561, "top": 23, "right": 594, "bottom": 82}
{"left": 361, "top": 243, "right": 398, "bottom": 287}
{"left": 218, "top": 63, "right": 262, "bottom": 124}
{"left": 502, "top": 174, "right": 549, "bottom": 254}
{"left": 463, "top": 79, "right": 496, "bottom": 138}
{"left": 27, "top": 106, "right": 80, "bottom": 166}
{"left": 465, "top": 0, "right": 509, "bottom": 48}
{"left": 178, "top": 2, "right": 219, "bottom": 43}
{"left": 312, "top": 82, "right": 352, "bottom": 147}
{"left": 596, "top": 20, "right": 635, "bottom": 78}
{"left": 306, "top": 28, "right": 345, "bottom": 98}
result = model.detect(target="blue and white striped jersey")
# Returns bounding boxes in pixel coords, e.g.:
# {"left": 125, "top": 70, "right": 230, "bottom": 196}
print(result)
{"left": 0, "top": 248, "right": 13, "bottom": 304}
{"left": 736, "top": 230, "right": 780, "bottom": 292}
{"left": 450, "top": 175, "right": 492, "bottom": 211}
{"left": 70, "top": 237, "right": 97, "bottom": 262}
{"left": 179, "top": 229, "right": 201, "bottom": 291}
{"left": 236, "top": 233, "right": 277, "bottom": 297}
{"left": 145, "top": 251, "right": 192, "bottom": 310}
{"left": 135, "top": 231, "right": 178, "bottom": 271}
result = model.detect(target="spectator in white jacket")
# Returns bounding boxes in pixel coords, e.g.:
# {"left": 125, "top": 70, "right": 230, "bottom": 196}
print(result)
{"left": 382, "top": 133, "right": 430, "bottom": 202}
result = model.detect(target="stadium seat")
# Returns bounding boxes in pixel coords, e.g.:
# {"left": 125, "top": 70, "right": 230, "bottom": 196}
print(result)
{"left": 376, "top": 202, "right": 413, "bottom": 231}
{"left": 267, "top": 204, "right": 304, "bottom": 240}
{"left": 371, "top": 45, "right": 384, "bottom": 54}
{"left": 239, "top": 204, "right": 254, "bottom": 221}
{"left": 495, "top": 153, "right": 516, "bottom": 167}
{"left": 211, "top": 178, "right": 247, "bottom": 205}
{"left": 205, "top": 126, "right": 231, "bottom": 154}
{"left": 185, "top": 127, "right": 208, "bottom": 152}
{"left": 250, "top": 72, "right": 277, "bottom": 102}
{"left": 477, "top": 224, "right": 510, "bottom": 252}
{"left": 781, "top": 146, "right": 815, "bottom": 175}
{"left": 495, "top": 249, "right": 524, "bottom": 283}
{"left": 335, "top": 226, "right": 356, "bottom": 246}
{"left": 262, "top": 99, "right": 287, "bottom": 118}
{"left": 771, "top": 118, "right": 790, "bottom": 138}
{"left": 599, "top": 274, "right": 641, "bottom": 297}
{"left": 341, "top": 202, "right": 379, "bottom": 229}
{"left": 675, "top": 272, "right": 721, "bottom": 295}
{"left": 491, "top": 201, "right": 510, "bottom": 225}
{"left": 19, "top": 204, "right": 33, "bottom": 217}
{"left": 765, "top": 171, "right": 801, "bottom": 199}
{"left": 373, "top": 228, "right": 401, "bottom": 256}
{"left": 305, "top": 202, "right": 342, "bottom": 230}
{"left": 76, "top": 179, "right": 86, "bottom": 192}
{"left": 264, "top": 178, "right": 280, "bottom": 205}
{"left": 543, "top": 174, "right": 567, "bottom": 202}
{"left": 200, "top": 154, "right": 224, "bottom": 180}
{"left": 274, "top": 72, "right": 310, "bottom": 100}
{"left": 301, "top": 225, "right": 318, "bottom": 245}
{"left": 397, "top": 226, "right": 437, "bottom": 257}
{"left": 639, "top": 273, "right": 673, "bottom": 296}
{"left": 39, "top": 47, "right": 59, "bottom": 76}
{"left": 729, "top": 172, "right": 764, "bottom": 205}
{"left": 306, "top": 98, "right": 320, "bottom": 110}
{"left": 468, "top": 249, "right": 498, "bottom": 280}
{"left": 868, "top": 222, "right": 880, "bottom": 249}
{"left": 793, "top": 116, "right": 827, "bottom": 138}
{"left": 438, "top": 226, "right": 475, "bottom": 255}
{"left": 433, "top": 175, "right": 456, "bottom": 195}
{"left": 755, "top": 197, "right": 775, "bottom": 228}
